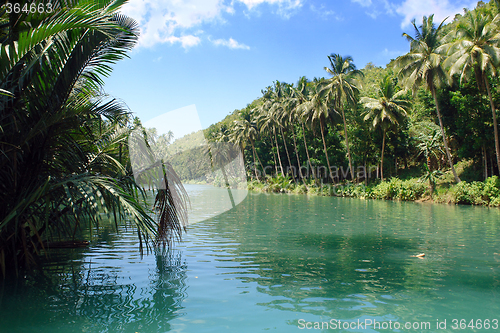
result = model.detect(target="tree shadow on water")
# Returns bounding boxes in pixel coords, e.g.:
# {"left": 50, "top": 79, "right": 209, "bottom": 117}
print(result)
{"left": 0, "top": 248, "right": 188, "bottom": 333}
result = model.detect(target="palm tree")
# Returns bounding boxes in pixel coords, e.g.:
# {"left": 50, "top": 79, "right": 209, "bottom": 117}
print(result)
{"left": 395, "top": 15, "right": 461, "bottom": 183}
{"left": 361, "top": 75, "right": 410, "bottom": 181}
{"left": 270, "top": 81, "right": 294, "bottom": 178}
{"left": 320, "top": 54, "right": 363, "bottom": 181}
{"left": 0, "top": 0, "right": 187, "bottom": 275}
{"left": 290, "top": 77, "right": 317, "bottom": 181}
{"left": 231, "top": 114, "right": 263, "bottom": 180}
{"left": 300, "top": 82, "right": 337, "bottom": 183}
{"left": 256, "top": 87, "right": 285, "bottom": 177}
{"left": 445, "top": 9, "right": 500, "bottom": 175}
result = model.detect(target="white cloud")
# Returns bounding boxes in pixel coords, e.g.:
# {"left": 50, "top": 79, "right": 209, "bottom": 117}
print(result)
{"left": 239, "top": 0, "right": 301, "bottom": 10}
{"left": 350, "top": 0, "right": 395, "bottom": 18}
{"left": 310, "top": 4, "right": 342, "bottom": 20}
{"left": 382, "top": 0, "right": 395, "bottom": 15}
{"left": 351, "top": 0, "right": 372, "bottom": 7}
{"left": 166, "top": 35, "right": 202, "bottom": 48}
{"left": 240, "top": 0, "right": 303, "bottom": 18}
{"left": 211, "top": 37, "right": 251, "bottom": 49}
{"left": 120, "top": 0, "right": 222, "bottom": 48}
{"left": 395, "top": 0, "right": 476, "bottom": 28}
{"left": 121, "top": 0, "right": 302, "bottom": 48}
{"left": 366, "top": 10, "right": 381, "bottom": 19}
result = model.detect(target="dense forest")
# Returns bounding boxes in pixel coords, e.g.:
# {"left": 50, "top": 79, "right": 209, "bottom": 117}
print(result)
{"left": 197, "top": 0, "right": 500, "bottom": 206}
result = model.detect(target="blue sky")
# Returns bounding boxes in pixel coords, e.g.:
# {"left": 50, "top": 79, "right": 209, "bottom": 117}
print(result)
{"left": 103, "top": 0, "right": 477, "bottom": 140}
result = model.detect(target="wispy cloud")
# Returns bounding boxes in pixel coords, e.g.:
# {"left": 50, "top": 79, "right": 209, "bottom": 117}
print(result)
{"left": 383, "top": 0, "right": 395, "bottom": 15}
{"left": 310, "top": 4, "right": 342, "bottom": 20}
{"left": 380, "top": 48, "right": 405, "bottom": 59}
{"left": 395, "top": 0, "right": 476, "bottom": 28}
{"left": 239, "top": 0, "right": 301, "bottom": 9}
{"left": 351, "top": 0, "right": 372, "bottom": 7}
{"left": 211, "top": 37, "right": 251, "bottom": 49}
{"left": 121, "top": 0, "right": 302, "bottom": 49}
{"left": 350, "top": 0, "right": 395, "bottom": 19}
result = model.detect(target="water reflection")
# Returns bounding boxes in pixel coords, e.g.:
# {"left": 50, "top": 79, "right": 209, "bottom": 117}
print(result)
{"left": 2, "top": 186, "right": 500, "bottom": 332}
{"left": 0, "top": 227, "right": 187, "bottom": 333}
{"left": 186, "top": 192, "right": 500, "bottom": 326}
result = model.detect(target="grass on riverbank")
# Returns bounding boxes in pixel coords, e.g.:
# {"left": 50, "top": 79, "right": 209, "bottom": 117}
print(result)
{"left": 247, "top": 168, "right": 500, "bottom": 208}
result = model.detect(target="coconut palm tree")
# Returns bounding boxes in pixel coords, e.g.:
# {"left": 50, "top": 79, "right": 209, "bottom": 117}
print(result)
{"left": 231, "top": 114, "right": 263, "bottom": 179}
{"left": 290, "top": 77, "right": 317, "bottom": 181}
{"left": 300, "top": 82, "right": 337, "bottom": 183}
{"left": 256, "top": 87, "right": 285, "bottom": 177}
{"left": 0, "top": 0, "right": 187, "bottom": 275}
{"left": 395, "top": 15, "right": 461, "bottom": 183}
{"left": 445, "top": 9, "right": 500, "bottom": 175}
{"left": 270, "top": 81, "right": 294, "bottom": 178}
{"left": 361, "top": 75, "right": 410, "bottom": 181}
{"left": 320, "top": 54, "right": 363, "bottom": 181}
{"left": 284, "top": 80, "right": 309, "bottom": 182}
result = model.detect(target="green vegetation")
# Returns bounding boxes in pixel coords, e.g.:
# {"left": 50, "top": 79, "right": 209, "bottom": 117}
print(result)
{"left": 205, "top": 0, "right": 500, "bottom": 208}
{"left": 0, "top": 0, "right": 187, "bottom": 276}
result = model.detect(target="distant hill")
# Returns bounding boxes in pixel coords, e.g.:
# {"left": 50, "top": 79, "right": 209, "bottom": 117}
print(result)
{"left": 168, "top": 130, "right": 206, "bottom": 155}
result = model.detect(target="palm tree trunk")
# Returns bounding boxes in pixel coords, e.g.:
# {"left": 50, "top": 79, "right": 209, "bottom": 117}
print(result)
{"left": 270, "top": 137, "right": 278, "bottom": 176}
{"left": 273, "top": 127, "right": 285, "bottom": 177}
{"left": 320, "top": 118, "right": 334, "bottom": 183}
{"left": 279, "top": 125, "right": 295, "bottom": 183}
{"left": 271, "top": 146, "right": 278, "bottom": 177}
{"left": 484, "top": 76, "right": 500, "bottom": 176}
{"left": 431, "top": 85, "right": 461, "bottom": 183}
{"left": 251, "top": 141, "right": 264, "bottom": 177}
{"left": 341, "top": 106, "right": 354, "bottom": 181}
{"left": 290, "top": 125, "right": 305, "bottom": 183}
{"left": 381, "top": 129, "right": 386, "bottom": 182}
{"left": 301, "top": 122, "right": 316, "bottom": 181}
{"left": 483, "top": 145, "right": 488, "bottom": 181}
{"left": 251, "top": 143, "right": 259, "bottom": 180}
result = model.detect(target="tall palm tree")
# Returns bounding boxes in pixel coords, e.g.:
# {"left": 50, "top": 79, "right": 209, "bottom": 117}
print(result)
{"left": 320, "top": 54, "right": 363, "bottom": 181}
{"left": 275, "top": 81, "right": 302, "bottom": 182}
{"left": 256, "top": 87, "right": 285, "bottom": 177}
{"left": 0, "top": 0, "right": 187, "bottom": 275}
{"left": 395, "top": 15, "right": 461, "bottom": 183}
{"left": 445, "top": 9, "right": 500, "bottom": 175}
{"left": 361, "top": 75, "right": 410, "bottom": 181}
{"left": 231, "top": 114, "right": 263, "bottom": 180}
{"left": 290, "top": 77, "right": 317, "bottom": 181}
{"left": 300, "top": 82, "right": 337, "bottom": 183}
{"left": 270, "top": 81, "right": 294, "bottom": 178}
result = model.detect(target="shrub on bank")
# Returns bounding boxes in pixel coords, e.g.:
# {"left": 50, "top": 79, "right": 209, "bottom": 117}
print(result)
{"left": 450, "top": 176, "right": 500, "bottom": 206}
{"left": 245, "top": 175, "right": 500, "bottom": 208}
{"left": 368, "top": 178, "right": 427, "bottom": 201}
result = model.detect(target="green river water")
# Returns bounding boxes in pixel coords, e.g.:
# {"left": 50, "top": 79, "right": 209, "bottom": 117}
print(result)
{"left": 1, "top": 185, "right": 500, "bottom": 332}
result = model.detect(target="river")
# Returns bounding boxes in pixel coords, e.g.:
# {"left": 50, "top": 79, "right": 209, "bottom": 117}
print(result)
{"left": 1, "top": 185, "right": 499, "bottom": 332}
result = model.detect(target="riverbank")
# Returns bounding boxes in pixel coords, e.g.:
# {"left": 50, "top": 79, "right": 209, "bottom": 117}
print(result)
{"left": 246, "top": 175, "right": 500, "bottom": 208}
